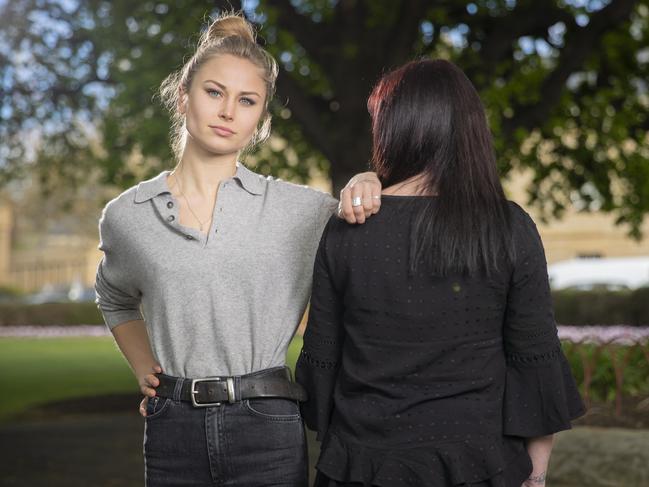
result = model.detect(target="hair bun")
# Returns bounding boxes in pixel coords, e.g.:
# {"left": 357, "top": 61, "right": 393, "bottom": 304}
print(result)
{"left": 202, "top": 14, "right": 255, "bottom": 48}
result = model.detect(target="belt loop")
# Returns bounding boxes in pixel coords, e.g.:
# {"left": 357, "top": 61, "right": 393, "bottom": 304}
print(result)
{"left": 235, "top": 375, "right": 241, "bottom": 402}
{"left": 172, "top": 377, "right": 184, "bottom": 401}
{"left": 226, "top": 376, "right": 236, "bottom": 403}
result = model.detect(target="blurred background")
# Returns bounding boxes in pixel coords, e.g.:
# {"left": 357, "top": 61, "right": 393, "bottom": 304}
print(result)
{"left": 0, "top": 0, "right": 648, "bottom": 485}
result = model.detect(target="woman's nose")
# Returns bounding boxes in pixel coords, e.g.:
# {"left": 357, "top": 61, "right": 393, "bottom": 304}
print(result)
{"left": 219, "top": 100, "right": 235, "bottom": 121}
{"left": 219, "top": 109, "right": 233, "bottom": 121}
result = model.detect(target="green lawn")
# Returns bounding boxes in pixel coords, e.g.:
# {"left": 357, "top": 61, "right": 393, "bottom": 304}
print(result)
{"left": 0, "top": 335, "right": 303, "bottom": 421}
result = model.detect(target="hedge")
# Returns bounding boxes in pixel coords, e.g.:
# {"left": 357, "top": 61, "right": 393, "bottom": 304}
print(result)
{"left": 0, "top": 302, "right": 103, "bottom": 326}
{"left": 1, "top": 287, "right": 649, "bottom": 327}
{"left": 553, "top": 287, "right": 649, "bottom": 327}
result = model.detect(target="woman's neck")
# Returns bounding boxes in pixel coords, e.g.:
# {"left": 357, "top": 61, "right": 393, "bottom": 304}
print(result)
{"left": 169, "top": 143, "right": 238, "bottom": 199}
{"left": 382, "top": 173, "right": 437, "bottom": 196}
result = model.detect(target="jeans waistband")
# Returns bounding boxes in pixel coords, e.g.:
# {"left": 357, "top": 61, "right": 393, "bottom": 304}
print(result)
{"left": 154, "top": 365, "right": 304, "bottom": 405}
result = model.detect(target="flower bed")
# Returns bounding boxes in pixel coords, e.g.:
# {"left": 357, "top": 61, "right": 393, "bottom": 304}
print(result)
{"left": 0, "top": 325, "right": 109, "bottom": 338}
{"left": 558, "top": 325, "right": 649, "bottom": 416}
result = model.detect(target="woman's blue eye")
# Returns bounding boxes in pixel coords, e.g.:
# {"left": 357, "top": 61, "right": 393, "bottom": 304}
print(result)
{"left": 240, "top": 97, "right": 255, "bottom": 106}
{"left": 206, "top": 89, "right": 222, "bottom": 98}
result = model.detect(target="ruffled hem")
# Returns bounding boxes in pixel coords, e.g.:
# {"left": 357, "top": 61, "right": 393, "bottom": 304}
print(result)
{"left": 503, "top": 348, "right": 586, "bottom": 437}
{"left": 316, "top": 431, "right": 527, "bottom": 487}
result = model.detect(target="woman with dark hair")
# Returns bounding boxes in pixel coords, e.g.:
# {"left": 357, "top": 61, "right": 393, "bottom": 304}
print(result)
{"left": 296, "top": 59, "right": 585, "bottom": 487}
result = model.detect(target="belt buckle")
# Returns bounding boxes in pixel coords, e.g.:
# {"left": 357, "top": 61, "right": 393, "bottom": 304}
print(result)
{"left": 190, "top": 377, "right": 236, "bottom": 407}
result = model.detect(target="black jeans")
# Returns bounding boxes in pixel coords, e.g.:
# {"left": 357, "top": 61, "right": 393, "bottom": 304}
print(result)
{"left": 143, "top": 366, "right": 308, "bottom": 487}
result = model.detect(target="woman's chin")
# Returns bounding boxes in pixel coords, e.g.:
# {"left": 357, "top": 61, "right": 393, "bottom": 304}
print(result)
{"left": 194, "top": 139, "right": 244, "bottom": 158}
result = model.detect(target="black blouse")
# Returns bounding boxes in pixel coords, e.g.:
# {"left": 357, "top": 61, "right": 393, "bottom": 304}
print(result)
{"left": 296, "top": 197, "right": 585, "bottom": 487}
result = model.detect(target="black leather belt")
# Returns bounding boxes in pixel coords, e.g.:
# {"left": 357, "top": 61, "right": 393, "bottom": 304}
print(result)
{"left": 154, "top": 366, "right": 307, "bottom": 408}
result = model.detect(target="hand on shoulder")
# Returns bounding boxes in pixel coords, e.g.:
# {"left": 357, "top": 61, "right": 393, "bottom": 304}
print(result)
{"left": 337, "top": 171, "right": 382, "bottom": 224}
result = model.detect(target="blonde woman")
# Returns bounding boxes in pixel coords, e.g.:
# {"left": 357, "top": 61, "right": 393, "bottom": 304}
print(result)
{"left": 94, "top": 13, "right": 381, "bottom": 487}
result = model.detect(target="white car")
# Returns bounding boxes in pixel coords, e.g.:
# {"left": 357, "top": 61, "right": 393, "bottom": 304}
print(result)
{"left": 547, "top": 256, "right": 649, "bottom": 290}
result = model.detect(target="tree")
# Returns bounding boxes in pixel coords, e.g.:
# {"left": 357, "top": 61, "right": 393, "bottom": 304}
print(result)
{"left": 1, "top": 0, "right": 648, "bottom": 235}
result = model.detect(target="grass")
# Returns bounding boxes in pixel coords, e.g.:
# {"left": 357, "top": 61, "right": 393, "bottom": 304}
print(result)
{"left": 0, "top": 335, "right": 303, "bottom": 421}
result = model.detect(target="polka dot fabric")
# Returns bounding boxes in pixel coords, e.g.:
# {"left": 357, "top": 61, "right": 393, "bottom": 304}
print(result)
{"left": 296, "top": 197, "right": 585, "bottom": 487}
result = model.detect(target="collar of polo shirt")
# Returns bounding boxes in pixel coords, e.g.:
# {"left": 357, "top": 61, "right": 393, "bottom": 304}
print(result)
{"left": 133, "top": 162, "right": 266, "bottom": 203}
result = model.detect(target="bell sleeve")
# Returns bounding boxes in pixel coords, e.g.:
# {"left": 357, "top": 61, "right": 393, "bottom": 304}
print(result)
{"left": 502, "top": 205, "right": 586, "bottom": 437}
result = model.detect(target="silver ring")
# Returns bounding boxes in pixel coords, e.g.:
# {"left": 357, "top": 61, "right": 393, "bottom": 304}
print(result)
{"left": 372, "top": 195, "right": 381, "bottom": 200}
{"left": 351, "top": 196, "right": 362, "bottom": 207}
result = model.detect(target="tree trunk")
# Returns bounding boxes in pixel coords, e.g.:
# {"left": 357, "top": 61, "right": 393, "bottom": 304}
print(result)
{"left": 329, "top": 130, "right": 373, "bottom": 195}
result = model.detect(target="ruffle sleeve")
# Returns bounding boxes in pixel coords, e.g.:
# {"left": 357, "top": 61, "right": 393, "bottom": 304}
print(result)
{"left": 503, "top": 346, "right": 586, "bottom": 437}
{"left": 502, "top": 204, "right": 586, "bottom": 437}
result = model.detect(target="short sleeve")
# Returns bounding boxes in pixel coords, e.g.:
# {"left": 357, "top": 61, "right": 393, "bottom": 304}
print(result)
{"left": 94, "top": 204, "right": 144, "bottom": 330}
{"left": 502, "top": 205, "right": 585, "bottom": 437}
{"left": 296, "top": 216, "right": 345, "bottom": 441}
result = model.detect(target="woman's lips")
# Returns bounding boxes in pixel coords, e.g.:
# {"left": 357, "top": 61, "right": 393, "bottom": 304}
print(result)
{"left": 209, "top": 125, "right": 235, "bottom": 137}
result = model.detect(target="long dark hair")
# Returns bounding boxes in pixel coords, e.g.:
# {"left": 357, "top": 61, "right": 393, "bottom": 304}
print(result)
{"left": 368, "top": 59, "right": 514, "bottom": 276}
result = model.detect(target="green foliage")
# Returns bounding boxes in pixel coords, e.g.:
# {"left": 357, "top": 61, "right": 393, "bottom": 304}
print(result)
{"left": 562, "top": 341, "right": 649, "bottom": 402}
{"left": 1, "top": 0, "right": 648, "bottom": 231}
{"left": 0, "top": 285, "right": 25, "bottom": 299}
{"left": 3, "top": 288, "right": 649, "bottom": 327}
{"left": 0, "top": 302, "right": 104, "bottom": 326}
{"left": 553, "top": 287, "right": 649, "bottom": 326}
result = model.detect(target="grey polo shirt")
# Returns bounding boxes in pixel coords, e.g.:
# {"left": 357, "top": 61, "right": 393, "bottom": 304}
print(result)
{"left": 94, "top": 162, "right": 338, "bottom": 378}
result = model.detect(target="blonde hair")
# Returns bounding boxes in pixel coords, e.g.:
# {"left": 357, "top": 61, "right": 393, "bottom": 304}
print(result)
{"left": 159, "top": 13, "right": 278, "bottom": 162}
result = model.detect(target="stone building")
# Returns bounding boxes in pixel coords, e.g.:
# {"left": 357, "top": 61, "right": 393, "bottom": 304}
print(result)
{"left": 0, "top": 199, "right": 102, "bottom": 292}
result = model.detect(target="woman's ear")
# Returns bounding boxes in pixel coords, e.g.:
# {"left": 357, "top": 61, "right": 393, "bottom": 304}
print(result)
{"left": 177, "top": 87, "right": 188, "bottom": 115}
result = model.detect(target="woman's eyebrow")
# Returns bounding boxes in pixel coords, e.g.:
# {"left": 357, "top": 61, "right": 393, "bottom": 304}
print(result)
{"left": 204, "top": 79, "right": 261, "bottom": 97}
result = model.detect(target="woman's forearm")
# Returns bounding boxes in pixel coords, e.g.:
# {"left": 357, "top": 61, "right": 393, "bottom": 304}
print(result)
{"left": 523, "top": 434, "right": 554, "bottom": 486}
{"left": 111, "top": 319, "right": 160, "bottom": 380}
